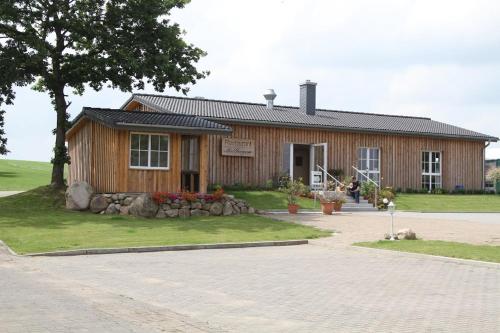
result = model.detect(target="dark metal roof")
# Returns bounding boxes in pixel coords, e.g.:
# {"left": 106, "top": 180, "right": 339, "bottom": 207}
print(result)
{"left": 70, "top": 107, "right": 232, "bottom": 134}
{"left": 123, "top": 94, "right": 498, "bottom": 142}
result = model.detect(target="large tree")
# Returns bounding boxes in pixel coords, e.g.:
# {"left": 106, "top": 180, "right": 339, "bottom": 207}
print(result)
{"left": 0, "top": 0, "right": 207, "bottom": 188}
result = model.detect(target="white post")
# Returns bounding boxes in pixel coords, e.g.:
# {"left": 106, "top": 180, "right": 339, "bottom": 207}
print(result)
{"left": 388, "top": 201, "right": 395, "bottom": 241}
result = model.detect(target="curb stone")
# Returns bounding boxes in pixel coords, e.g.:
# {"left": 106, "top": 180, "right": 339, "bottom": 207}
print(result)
{"left": 25, "top": 240, "right": 309, "bottom": 257}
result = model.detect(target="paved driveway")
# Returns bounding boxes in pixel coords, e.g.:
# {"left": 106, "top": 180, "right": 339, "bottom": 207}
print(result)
{"left": 272, "top": 212, "right": 500, "bottom": 247}
{"left": 1, "top": 239, "right": 499, "bottom": 332}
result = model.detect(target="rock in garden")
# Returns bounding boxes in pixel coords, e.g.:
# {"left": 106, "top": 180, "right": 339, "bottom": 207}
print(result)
{"left": 223, "top": 202, "right": 233, "bottom": 216}
{"left": 161, "top": 203, "right": 171, "bottom": 211}
{"left": 199, "top": 210, "right": 210, "bottom": 216}
{"left": 202, "top": 203, "right": 212, "bottom": 211}
{"left": 190, "top": 209, "right": 203, "bottom": 216}
{"left": 129, "top": 194, "right": 159, "bottom": 218}
{"left": 118, "top": 193, "right": 126, "bottom": 201}
{"left": 209, "top": 202, "right": 223, "bottom": 216}
{"left": 65, "top": 181, "right": 94, "bottom": 210}
{"left": 397, "top": 228, "right": 417, "bottom": 240}
{"left": 119, "top": 206, "right": 129, "bottom": 215}
{"left": 248, "top": 207, "right": 255, "bottom": 214}
{"left": 179, "top": 207, "right": 191, "bottom": 218}
{"left": 89, "top": 195, "right": 108, "bottom": 213}
{"left": 237, "top": 201, "right": 246, "bottom": 208}
{"left": 240, "top": 207, "right": 248, "bottom": 214}
{"left": 165, "top": 209, "right": 179, "bottom": 218}
{"left": 105, "top": 203, "right": 118, "bottom": 214}
{"left": 232, "top": 205, "right": 241, "bottom": 215}
{"left": 156, "top": 210, "right": 166, "bottom": 218}
{"left": 191, "top": 202, "right": 202, "bottom": 210}
{"left": 111, "top": 194, "right": 118, "bottom": 201}
{"left": 123, "top": 197, "right": 134, "bottom": 206}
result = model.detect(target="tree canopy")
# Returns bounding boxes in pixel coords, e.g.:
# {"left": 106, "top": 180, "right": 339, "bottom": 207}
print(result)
{"left": 0, "top": 0, "right": 208, "bottom": 187}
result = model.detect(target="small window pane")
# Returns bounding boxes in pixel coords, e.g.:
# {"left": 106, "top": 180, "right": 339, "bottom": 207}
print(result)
{"left": 150, "top": 151, "right": 159, "bottom": 167}
{"left": 140, "top": 151, "right": 148, "bottom": 167}
{"left": 360, "top": 160, "right": 367, "bottom": 170}
{"left": 140, "top": 135, "right": 149, "bottom": 150}
{"left": 131, "top": 134, "right": 140, "bottom": 150}
{"left": 159, "top": 152, "right": 168, "bottom": 168}
{"left": 131, "top": 150, "right": 139, "bottom": 166}
{"left": 371, "top": 148, "right": 379, "bottom": 159}
{"left": 151, "top": 135, "right": 159, "bottom": 151}
{"left": 360, "top": 148, "right": 367, "bottom": 159}
{"left": 160, "top": 136, "right": 168, "bottom": 151}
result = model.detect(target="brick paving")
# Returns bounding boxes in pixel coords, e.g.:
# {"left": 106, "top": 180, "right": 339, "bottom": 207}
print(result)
{"left": 1, "top": 237, "right": 499, "bottom": 332}
{"left": 272, "top": 211, "right": 500, "bottom": 247}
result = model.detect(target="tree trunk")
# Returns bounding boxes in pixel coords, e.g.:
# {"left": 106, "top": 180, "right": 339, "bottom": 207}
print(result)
{"left": 50, "top": 86, "right": 68, "bottom": 189}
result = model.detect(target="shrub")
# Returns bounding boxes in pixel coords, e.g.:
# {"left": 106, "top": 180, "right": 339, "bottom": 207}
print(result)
{"left": 486, "top": 167, "right": 500, "bottom": 183}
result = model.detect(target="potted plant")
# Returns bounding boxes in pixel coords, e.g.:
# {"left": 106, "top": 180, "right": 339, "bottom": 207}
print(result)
{"left": 280, "top": 178, "right": 306, "bottom": 214}
{"left": 318, "top": 190, "right": 336, "bottom": 215}
{"left": 331, "top": 190, "right": 347, "bottom": 212}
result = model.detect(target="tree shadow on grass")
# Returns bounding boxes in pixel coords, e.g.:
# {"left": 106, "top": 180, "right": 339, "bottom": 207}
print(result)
{"left": 0, "top": 171, "right": 19, "bottom": 178}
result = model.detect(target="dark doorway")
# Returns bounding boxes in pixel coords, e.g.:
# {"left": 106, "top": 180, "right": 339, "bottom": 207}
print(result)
{"left": 181, "top": 136, "right": 200, "bottom": 192}
{"left": 293, "top": 144, "right": 310, "bottom": 185}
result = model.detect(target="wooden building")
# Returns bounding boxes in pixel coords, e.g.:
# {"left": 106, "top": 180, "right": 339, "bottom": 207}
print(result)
{"left": 66, "top": 81, "right": 498, "bottom": 193}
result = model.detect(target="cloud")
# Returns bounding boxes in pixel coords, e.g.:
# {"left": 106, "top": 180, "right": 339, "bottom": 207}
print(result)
{"left": 1, "top": 0, "right": 500, "bottom": 161}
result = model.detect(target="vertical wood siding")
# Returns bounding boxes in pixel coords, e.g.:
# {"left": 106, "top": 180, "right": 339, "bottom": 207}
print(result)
{"left": 68, "top": 121, "right": 182, "bottom": 193}
{"left": 207, "top": 124, "right": 485, "bottom": 190}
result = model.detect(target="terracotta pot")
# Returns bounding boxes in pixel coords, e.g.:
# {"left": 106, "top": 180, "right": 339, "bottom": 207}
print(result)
{"left": 321, "top": 202, "right": 334, "bottom": 215}
{"left": 288, "top": 204, "right": 299, "bottom": 214}
{"left": 333, "top": 201, "right": 343, "bottom": 212}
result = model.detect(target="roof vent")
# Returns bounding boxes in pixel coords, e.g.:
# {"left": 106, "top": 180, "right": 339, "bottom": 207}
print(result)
{"left": 194, "top": 96, "right": 206, "bottom": 99}
{"left": 263, "top": 89, "right": 277, "bottom": 109}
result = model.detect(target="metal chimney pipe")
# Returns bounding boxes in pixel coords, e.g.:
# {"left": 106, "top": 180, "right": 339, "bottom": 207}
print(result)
{"left": 263, "top": 89, "right": 277, "bottom": 109}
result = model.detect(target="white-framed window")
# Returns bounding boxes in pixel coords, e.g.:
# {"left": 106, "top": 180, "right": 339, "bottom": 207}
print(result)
{"left": 358, "top": 147, "right": 380, "bottom": 184}
{"left": 422, "top": 151, "right": 441, "bottom": 191}
{"left": 130, "top": 133, "right": 169, "bottom": 169}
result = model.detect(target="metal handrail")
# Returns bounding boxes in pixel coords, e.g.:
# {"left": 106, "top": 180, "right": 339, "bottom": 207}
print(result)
{"left": 316, "top": 165, "right": 344, "bottom": 188}
{"left": 352, "top": 165, "right": 379, "bottom": 207}
{"left": 351, "top": 165, "right": 380, "bottom": 188}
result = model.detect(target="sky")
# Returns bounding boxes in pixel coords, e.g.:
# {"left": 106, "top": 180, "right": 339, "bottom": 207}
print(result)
{"left": 2, "top": 0, "right": 500, "bottom": 162}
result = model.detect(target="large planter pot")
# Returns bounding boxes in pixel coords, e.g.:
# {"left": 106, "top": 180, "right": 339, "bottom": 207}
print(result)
{"left": 333, "top": 201, "right": 343, "bottom": 212}
{"left": 288, "top": 204, "right": 299, "bottom": 214}
{"left": 321, "top": 202, "right": 334, "bottom": 215}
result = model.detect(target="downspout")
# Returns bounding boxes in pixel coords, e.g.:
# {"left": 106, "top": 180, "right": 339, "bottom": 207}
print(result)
{"left": 483, "top": 140, "right": 491, "bottom": 190}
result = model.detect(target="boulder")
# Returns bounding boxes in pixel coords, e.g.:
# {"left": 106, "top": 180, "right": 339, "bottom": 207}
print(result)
{"left": 111, "top": 194, "right": 119, "bottom": 201}
{"left": 248, "top": 207, "right": 256, "bottom": 214}
{"left": 232, "top": 205, "right": 241, "bottom": 215}
{"left": 118, "top": 193, "right": 126, "bottom": 201}
{"left": 156, "top": 210, "right": 166, "bottom": 218}
{"left": 240, "top": 207, "right": 248, "bottom": 214}
{"left": 165, "top": 209, "right": 179, "bottom": 218}
{"left": 179, "top": 207, "right": 191, "bottom": 218}
{"left": 199, "top": 210, "right": 210, "bottom": 217}
{"left": 202, "top": 203, "right": 212, "bottom": 211}
{"left": 223, "top": 202, "right": 233, "bottom": 216}
{"left": 191, "top": 202, "right": 202, "bottom": 210}
{"left": 397, "top": 228, "right": 417, "bottom": 240}
{"left": 209, "top": 202, "right": 224, "bottom": 216}
{"left": 129, "top": 194, "right": 159, "bottom": 218}
{"left": 161, "top": 203, "right": 171, "bottom": 211}
{"left": 66, "top": 181, "right": 94, "bottom": 210}
{"left": 89, "top": 195, "right": 108, "bottom": 213}
{"left": 123, "top": 197, "right": 134, "bottom": 206}
{"left": 190, "top": 209, "right": 203, "bottom": 216}
{"left": 237, "top": 201, "right": 246, "bottom": 208}
{"left": 119, "top": 206, "right": 129, "bottom": 215}
{"left": 105, "top": 203, "right": 118, "bottom": 214}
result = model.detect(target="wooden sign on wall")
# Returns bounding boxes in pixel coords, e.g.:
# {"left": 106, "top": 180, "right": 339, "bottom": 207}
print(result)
{"left": 221, "top": 138, "right": 255, "bottom": 157}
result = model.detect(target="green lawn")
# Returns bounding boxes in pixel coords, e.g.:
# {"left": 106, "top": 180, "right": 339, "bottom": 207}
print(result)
{"left": 228, "top": 190, "right": 319, "bottom": 210}
{"left": 395, "top": 194, "right": 500, "bottom": 212}
{"left": 0, "top": 186, "right": 330, "bottom": 254}
{"left": 0, "top": 159, "right": 54, "bottom": 191}
{"left": 356, "top": 240, "right": 500, "bottom": 263}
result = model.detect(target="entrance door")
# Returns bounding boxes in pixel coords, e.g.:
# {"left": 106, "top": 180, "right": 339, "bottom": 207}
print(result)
{"left": 292, "top": 145, "right": 310, "bottom": 184}
{"left": 181, "top": 136, "right": 200, "bottom": 192}
{"left": 310, "top": 143, "right": 327, "bottom": 189}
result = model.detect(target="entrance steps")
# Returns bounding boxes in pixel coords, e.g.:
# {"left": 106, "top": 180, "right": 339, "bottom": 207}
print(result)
{"left": 342, "top": 196, "right": 378, "bottom": 211}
